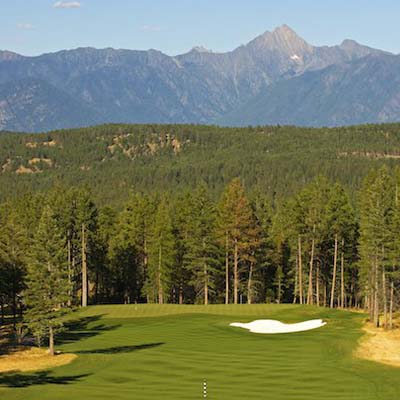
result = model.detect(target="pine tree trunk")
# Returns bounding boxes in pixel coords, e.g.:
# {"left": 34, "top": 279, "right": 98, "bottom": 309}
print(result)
{"left": 12, "top": 291, "right": 17, "bottom": 330}
{"left": 234, "top": 238, "right": 238, "bottom": 305}
{"left": 316, "top": 263, "right": 320, "bottom": 307}
{"left": 298, "top": 235, "right": 303, "bottom": 305}
{"left": 389, "top": 279, "right": 394, "bottom": 329}
{"left": 179, "top": 285, "right": 183, "bottom": 305}
{"left": 382, "top": 268, "right": 387, "bottom": 329}
{"left": 330, "top": 234, "right": 338, "bottom": 308}
{"left": 247, "top": 261, "right": 253, "bottom": 304}
{"left": 373, "top": 258, "right": 379, "bottom": 327}
{"left": 349, "top": 279, "right": 354, "bottom": 308}
{"left": 203, "top": 238, "right": 208, "bottom": 305}
{"left": 144, "top": 236, "right": 150, "bottom": 304}
{"left": 67, "top": 238, "right": 72, "bottom": 307}
{"left": 72, "top": 255, "right": 76, "bottom": 303}
{"left": 81, "top": 224, "right": 88, "bottom": 307}
{"left": 368, "top": 268, "right": 373, "bottom": 319}
{"left": 293, "top": 253, "right": 298, "bottom": 304}
{"left": 204, "top": 262, "right": 208, "bottom": 305}
{"left": 374, "top": 288, "right": 379, "bottom": 327}
{"left": 225, "top": 233, "right": 229, "bottom": 305}
{"left": 19, "top": 300, "right": 23, "bottom": 322}
{"left": 158, "top": 244, "right": 163, "bottom": 304}
{"left": 307, "top": 232, "right": 315, "bottom": 305}
{"left": 144, "top": 240, "right": 148, "bottom": 268}
{"left": 368, "top": 288, "right": 373, "bottom": 320}
{"left": 277, "top": 268, "right": 282, "bottom": 304}
{"left": 340, "top": 239, "right": 345, "bottom": 308}
{"left": 95, "top": 270, "right": 99, "bottom": 305}
{"left": 0, "top": 301, "right": 4, "bottom": 325}
{"left": 49, "top": 326, "right": 55, "bottom": 356}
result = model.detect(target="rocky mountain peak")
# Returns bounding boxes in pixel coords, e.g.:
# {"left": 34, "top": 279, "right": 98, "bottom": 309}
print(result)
{"left": 271, "top": 24, "right": 298, "bottom": 37}
{"left": 340, "top": 39, "right": 362, "bottom": 50}
{"left": 247, "top": 24, "right": 313, "bottom": 57}
{"left": 338, "top": 38, "right": 384, "bottom": 59}
{"left": 190, "top": 46, "right": 211, "bottom": 53}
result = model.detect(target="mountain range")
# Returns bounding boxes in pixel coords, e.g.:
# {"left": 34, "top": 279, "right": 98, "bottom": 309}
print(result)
{"left": 0, "top": 25, "right": 398, "bottom": 132}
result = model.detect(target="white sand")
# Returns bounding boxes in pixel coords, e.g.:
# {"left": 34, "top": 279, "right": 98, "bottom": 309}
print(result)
{"left": 230, "top": 319, "right": 326, "bottom": 334}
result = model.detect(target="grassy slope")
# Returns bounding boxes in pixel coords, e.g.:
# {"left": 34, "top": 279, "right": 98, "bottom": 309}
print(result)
{"left": 1, "top": 304, "right": 399, "bottom": 400}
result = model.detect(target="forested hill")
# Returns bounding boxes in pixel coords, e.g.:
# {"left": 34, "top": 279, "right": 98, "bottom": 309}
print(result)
{"left": 1, "top": 123, "right": 400, "bottom": 206}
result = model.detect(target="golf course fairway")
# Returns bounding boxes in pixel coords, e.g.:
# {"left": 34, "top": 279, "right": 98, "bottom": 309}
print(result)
{"left": 1, "top": 304, "right": 399, "bottom": 399}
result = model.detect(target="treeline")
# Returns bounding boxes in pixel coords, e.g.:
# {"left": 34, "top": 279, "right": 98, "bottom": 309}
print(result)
{"left": 1, "top": 166, "right": 400, "bottom": 351}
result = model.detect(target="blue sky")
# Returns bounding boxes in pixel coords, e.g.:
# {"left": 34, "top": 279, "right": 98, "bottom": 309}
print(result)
{"left": 1, "top": 0, "right": 400, "bottom": 56}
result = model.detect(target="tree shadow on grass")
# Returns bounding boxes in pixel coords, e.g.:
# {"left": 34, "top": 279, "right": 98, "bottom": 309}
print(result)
{"left": 58, "top": 315, "right": 121, "bottom": 346}
{"left": 75, "top": 342, "right": 165, "bottom": 354}
{"left": 0, "top": 371, "right": 91, "bottom": 388}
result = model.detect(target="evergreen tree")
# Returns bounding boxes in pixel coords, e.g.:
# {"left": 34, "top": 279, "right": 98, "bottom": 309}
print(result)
{"left": 109, "top": 194, "right": 153, "bottom": 303}
{"left": 325, "top": 183, "right": 356, "bottom": 308}
{"left": 248, "top": 196, "right": 270, "bottom": 304}
{"left": 184, "top": 185, "right": 219, "bottom": 305}
{"left": 359, "top": 167, "right": 393, "bottom": 326}
{"left": 145, "top": 198, "right": 175, "bottom": 303}
{"left": 75, "top": 188, "right": 98, "bottom": 306}
{"left": 0, "top": 204, "right": 27, "bottom": 329}
{"left": 92, "top": 206, "right": 117, "bottom": 303}
{"left": 24, "top": 205, "right": 70, "bottom": 355}
{"left": 171, "top": 192, "right": 194, "bottom": 304}
{"left": 277, "top": 198, "right": 305, "bottom": 304}
{"left": 218, "top": 178, "right": 260, "bottom": 304}
{"left": 295, "top": 177, "right": 331, "bottom": 305}
{"left": 270, "top": 203, "right": 294, "bottom": 304}
{"left": 386, "top": 167, "right": 400, "bottom": 328}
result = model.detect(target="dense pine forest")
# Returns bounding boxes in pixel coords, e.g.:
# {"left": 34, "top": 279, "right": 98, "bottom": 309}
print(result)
{"left": 2, "top": 123, "right": 400, "bottom": 349}
{"left": 2, "top": 123, "right": 400, "bottom": 206}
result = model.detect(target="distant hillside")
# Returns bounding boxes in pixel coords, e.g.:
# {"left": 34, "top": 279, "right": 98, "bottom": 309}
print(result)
{"left": 1, "top": 123, "right": 400, "bottom": 206}
{"left": 0, "top": 25, "right": 396, "bottom": 132}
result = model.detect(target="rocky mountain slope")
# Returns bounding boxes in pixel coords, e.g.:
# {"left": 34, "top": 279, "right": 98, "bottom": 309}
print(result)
{"left": 0, "top": 25, "right": 395, "bottom": 132}
{"left": 220, "top": 53, "right": 400, "bottom": 127}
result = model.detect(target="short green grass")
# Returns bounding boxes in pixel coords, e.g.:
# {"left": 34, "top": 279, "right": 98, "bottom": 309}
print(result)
{"left": 1, "top": 304, "right": 400, "bottom": 399}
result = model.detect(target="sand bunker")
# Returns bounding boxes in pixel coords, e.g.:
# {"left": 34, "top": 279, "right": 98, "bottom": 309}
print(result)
{"left": 230, "top": 319, "right": 326, "bottom": 334}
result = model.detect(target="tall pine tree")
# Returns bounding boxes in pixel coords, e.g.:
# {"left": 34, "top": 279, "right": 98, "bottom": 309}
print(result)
{"left": 145, "top": 198, "right": 175, "bottom": 303}
{"left": 24, "top": 205, "right": 70, "bottom": 355}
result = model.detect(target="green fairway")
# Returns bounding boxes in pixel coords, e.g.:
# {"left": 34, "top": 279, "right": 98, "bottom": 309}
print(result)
{"left": 1, "top": 304, "right": 399, "bottom": 399}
